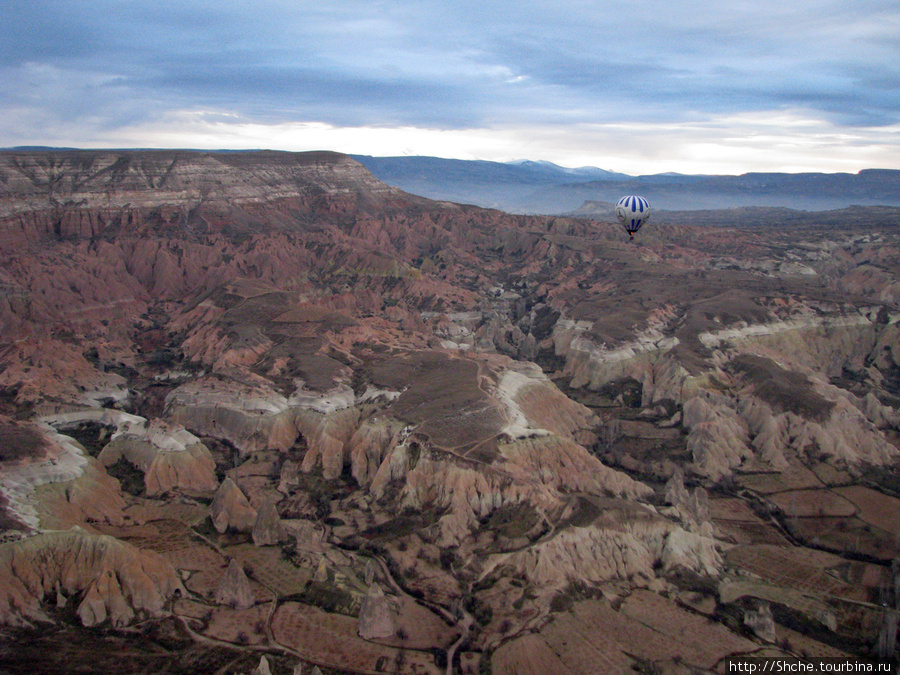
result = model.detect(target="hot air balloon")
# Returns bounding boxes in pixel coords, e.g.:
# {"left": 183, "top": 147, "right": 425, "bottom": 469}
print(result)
{"left": 615, "top": 195, "right": 650, "bottom": 240}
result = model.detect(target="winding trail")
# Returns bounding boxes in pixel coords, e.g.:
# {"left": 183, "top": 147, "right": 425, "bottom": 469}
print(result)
{"left": 363, "top": 552, "right": 475, "bottom": 675}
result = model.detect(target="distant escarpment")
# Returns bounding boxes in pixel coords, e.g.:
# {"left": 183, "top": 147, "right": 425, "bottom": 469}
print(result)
{"left": 2, "top": 149, "right": 900, "bottom": 672}
{"left": 0, "top": 149, "right": 409, "bottom": 243}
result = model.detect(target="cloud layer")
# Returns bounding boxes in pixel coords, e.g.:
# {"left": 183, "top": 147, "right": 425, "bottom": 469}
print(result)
{"left": 2, "top": 0, "right": 898, "bottom": 174}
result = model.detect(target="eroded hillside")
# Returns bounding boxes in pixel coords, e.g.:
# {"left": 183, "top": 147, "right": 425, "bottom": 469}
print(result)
{"left": 1, "top": 150, "right": 899, "bottom": 673}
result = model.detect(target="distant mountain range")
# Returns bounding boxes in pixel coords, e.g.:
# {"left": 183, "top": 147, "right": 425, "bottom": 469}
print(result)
{"left": 352, "top": 155, "right": 900, "bottom": 215}
{"left": 6, "top": 149, "right": 899, "bottom": 216}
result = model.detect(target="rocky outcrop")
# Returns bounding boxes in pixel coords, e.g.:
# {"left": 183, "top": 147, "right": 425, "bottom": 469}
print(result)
{"left": 297, "top": 408, "right": 361, "bottom": 480}
{"left": 497, "top": 361, "right": 597, "bottom": 442}
{"left": 683, "top": 396, "right": 754, "bottom": 479}
{"left": 210, "top": 478, "right": 257, "bottom": 533}
{"left": 682, "top": 374, "right": 900, "bottom": 479}
{"left": 743, "top": 602, "right": 777, "bottom": 643}
{"left": 166, "top": 378, "right": 300, "bottom": 455}
{"left": 498, "top": 435, "right": 650, "bottom": 500}
{"left": 371, "top": 433, "right": 650, "bottom": 547}
{"left": 554, "top": 307, "right": 682, "bottom": 396}
{"left": 664, "top": 468, "right": 691, "bottom": 510}
{"left": 251, "top": 656, "right": 273, "bottom": 675}
{"left": 37, "top": 410, "right": 218, "bottom": 504}
{"left": 659, "top": 526, "right": 721, "bottom": 576}
{"left": 357, "top": 583, "right": 396, "bottom": 640}
{"left": 348, "top": 416, "right": 403, "bottom": 486}
{"left": 506, "top": 515, "right": 720, "bottom": 588}
{"left": 0, "top": 528, "right": 183, "bottom": 627}
{"left": 252, "top": 499, "right": 284, "bottom": 546}
{"left": 213, "top": 558, "right": 255, "bottom": 610}
{"left": 165, "top": 374, "right": 360, "bottom": 460}
{"left": 387, "top": 453, "right": 544, "bottom": 546}
{"left": 664, "top": 467, "right": 710, "bottom": 528}
{"left": 37, "top": 456, "right": 129, "bottom": 531}
{"left": 740, "top": 392, "right": 898, "bottom": 468}
{"left": 554, "top": 300, "right": 900, "bottom": 480}
{"left": 0, "top": 338, "right": 130, "bottom": 406}
{"left": 97, "top": 419, "right": 218, "bottom": 496}
{"left": 0, "top": 150, "right": 408, "bottom": 246}
{"left": 0, "top": 419, "right": 126, "bottom": 532}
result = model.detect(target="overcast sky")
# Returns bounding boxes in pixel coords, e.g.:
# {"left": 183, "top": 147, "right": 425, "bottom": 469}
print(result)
{"left": 2, "top": 0, "right": 898, "bottom": 174}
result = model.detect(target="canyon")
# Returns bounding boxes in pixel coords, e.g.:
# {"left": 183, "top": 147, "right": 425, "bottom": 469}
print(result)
{"left": 0, "top": 149, "right": 899, "bottom": 673}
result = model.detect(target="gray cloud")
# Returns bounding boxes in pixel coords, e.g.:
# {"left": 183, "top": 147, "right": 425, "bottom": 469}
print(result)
{"left": 2, "top": 0, "right": 898, "bottom": 170}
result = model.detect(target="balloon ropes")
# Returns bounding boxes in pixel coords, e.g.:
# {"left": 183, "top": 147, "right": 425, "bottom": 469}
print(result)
{"left": 615, "top": 195, "right": 651, "bottom": 240}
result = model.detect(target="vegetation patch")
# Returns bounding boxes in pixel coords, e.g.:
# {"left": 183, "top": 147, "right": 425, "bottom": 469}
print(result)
{"left": 59, "top": 421, "right": 114, "bottom": 458}
{"left": 294, "top": 580, "right": 360, "bottom": 616}
{"left": 0, "top": 621, "right": 253, "bottom": 675}
{"left": 287, "top": 470, "right": 356, "bottom": 520}
{"left": 361, "top": 509, "right": 441, "bottom": 541}
{"left": 106, "top": 456, "right": 145, "bottom": 497}
{"left": 767, "top": 603, "right": 870, "bottom": 657}
{"left": 549, "top": 581, "right": 605, "bottom": 613}
{"left": 664, "top": 568, "right": 719, "bottom": 596}
{"left": 0, "top": 422, "right": 46, "bottom": 460}
{"left": 595, "top": 377, "right": 643, "bottom": 409}
{"left": 731, "top": 354, "right": 834, "bottom": 422}
{"left": 482, "top": 502, "right": 541, "bottom": 539}
{"left": 557, "top": 496, "right": 603, "bottom": 529}
{"left": 860, "top": 460, "right": 900, "bottom": 497}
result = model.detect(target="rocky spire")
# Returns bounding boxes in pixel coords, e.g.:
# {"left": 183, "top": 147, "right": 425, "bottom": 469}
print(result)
{"left": 665, "top": 467, "right": 710, "bottom": 527}
{"left": 77, "top": 569, "right": 135, "bottom": 627}
{"left": 357, "top": 583, "right": 396, "bottom": 640}
{"left": 252, "top": 499, "right": 284, "bottom": 546}
{"left": 251, "top": 656, "right": 273, "bottom": 675}
{"left": 664, "top": 467, "right": 690, "bottom": 508}
{"left": 210, "top": 477, "right": 257, "bottom": 533}
{"left": 743, "top": 602, "right": 777, "bottom": 643}
{"left": 213, "top": 558, "right": 255, "bottom": 610}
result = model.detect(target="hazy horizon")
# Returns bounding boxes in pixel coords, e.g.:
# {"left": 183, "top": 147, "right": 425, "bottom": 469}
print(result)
{"left": 5, "top": 146, "right": 898, "bottom": 179}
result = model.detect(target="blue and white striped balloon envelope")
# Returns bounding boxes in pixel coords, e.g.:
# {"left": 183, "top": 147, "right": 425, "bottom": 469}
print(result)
{"left": 615, "top": 195, "right": 651, "bottom": 240}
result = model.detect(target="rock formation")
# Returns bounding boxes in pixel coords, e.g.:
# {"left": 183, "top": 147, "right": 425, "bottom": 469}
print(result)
{"left": 97, "top": 418, "right": 219, "bottom": 495}
{"left": 251, "top": 656, "right": 273, "bottom": 675}
{"left": 743, "top": 602, "right": 778, "bottom": 643}
{"left": 664, "top": 467, "right": 690, "bottom": 510}
{"left": 0, "top": 419, "right": 127, "bottom": 532}
{"left": 213, "top": 558, "right": 255, "bottom": 610}
{"left": 210, "top": 478, "right": 258, "bottom": 533}
{"left": 0, "top": 528, "right": 183, "bottom": 627}
{"left": 508, "top": 513, "right": 721, "bottom": 588}
{"left": 664, "top": 467, "right": 710, "bottom": 528}
{"left": 252, "top": 499, "right": 284, "bottom": 546}
{"left": 2, "top": 149, "right": 900, "bottom": 670}
{"left": 357, "top": 583, "right": 396, "bottom": 640}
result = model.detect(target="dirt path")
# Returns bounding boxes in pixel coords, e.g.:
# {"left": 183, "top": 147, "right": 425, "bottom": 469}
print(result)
{"left": 365, "top": 551, "right": 476, "bottom": 674}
